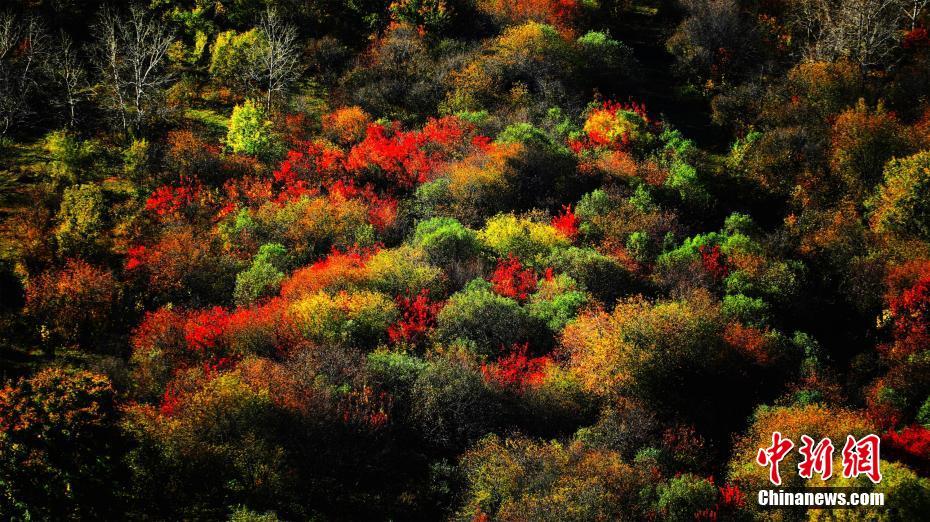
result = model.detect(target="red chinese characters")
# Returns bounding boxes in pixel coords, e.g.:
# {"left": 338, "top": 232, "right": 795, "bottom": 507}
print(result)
{"left": 756, "top": 432, "right": 883, "bottom": 485}
{"left": 756, "top": 431, "right": 795, "bottom": 486}
{"left": 841, "top": 434, "right": 882, "bottom": 483}
{"left": 797, "top": 435, "right": 834, "bottom": 480}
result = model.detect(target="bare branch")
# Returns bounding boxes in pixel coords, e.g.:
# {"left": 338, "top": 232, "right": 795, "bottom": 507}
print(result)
{"left": 255, "top": 7, "right": 303, "bottom": 112}
{"left": 92, "top": 5, "right": 174, "bottom": 136}
{"left": 0, "top": 11, "right": 48, "bottom": 136}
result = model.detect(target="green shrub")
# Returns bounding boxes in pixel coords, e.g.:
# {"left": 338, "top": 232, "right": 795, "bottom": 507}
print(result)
{"left": 527, "top": 274, "right": 588, "bottom": 331}
{"left": 367, "top": 349, "right": 428, "bottom": 403}
{"left": 234, "top": 243, "right": 287, "bottom": 305}
{"left": 456, "top": 434, "right": 647, "bottom": 521}
{"left": 229, "top": 506, "right": 280, "bottom": 522}
{"left": 543, "top": 246, "right": 633, "bottom": 303}
{"left": 227, "top": 99, "right": 277, "bottom": 159}
{"left": 868, "top": 151, "right": 930, "bottom": 241}
{"left": 412, "top": 217, "right": 482, "bottom": 266}
{"left": 434, "top": 279, "right": 538, "bottom": 356}
{"left": 210, "top": 29, "right": 264, "bottom": 89}
{"left": 721, "top": 293, "right": 770, "bottom": 326}
{"left": 656, "top": 474, "right": 717, "bottom": 522}
{"left": 496, "top": 122, "right": 559, "bottom": 152}
{"left": 253, "top": 195, "right": 375, "bottom": 266}
{"left": 122, "top": 138, "right": 150, "bottom": 182}
{"left": 410, "top": 350, "right": 501, "bottom": 451}
{"left": 364, "top": 246, "right": 445, "bottom": 297}
{"left": 918, "top": 397, "right": 930, "bottom": 428}
{"left": 44, "top": 130, "right": 99, "bottom": 185}
{"left": 410, "top": 178, "right": 454, "bottom": 221}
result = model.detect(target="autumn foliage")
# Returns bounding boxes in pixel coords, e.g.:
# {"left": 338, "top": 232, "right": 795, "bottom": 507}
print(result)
{"left": 6, "top": 0, "right": 930, "bottom": 519}
{"left": 489, "top": 255, "right": 539, "bottom": 301}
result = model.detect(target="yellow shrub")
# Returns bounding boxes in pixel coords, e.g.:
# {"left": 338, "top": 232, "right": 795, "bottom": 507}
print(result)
{"left": 478, "top": 213, "right": 570, "bottom": 262}
{"left": 288, "top": 290, "right": 398, "bottom": 347}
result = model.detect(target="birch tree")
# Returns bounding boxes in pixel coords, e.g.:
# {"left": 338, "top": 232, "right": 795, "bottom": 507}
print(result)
{"left": 47, "top": 31, "right": 87, "bottom": 127}
{"left": 903, "top": 0, "right": 928, "bottom": 29}
{"left": 93, "top": 5, "right": 175, "bottom": 136}
{"left": 789, "top": 0, "right": 908, "bottom": 70}
{"left": 0, "top": 12, "right": 48, "bottom": 137}
{"left": 254, "top": 7, "right": 302, "bottom": 112}
{"left": 817, "top": 0, "right": 905, "bottom": 69}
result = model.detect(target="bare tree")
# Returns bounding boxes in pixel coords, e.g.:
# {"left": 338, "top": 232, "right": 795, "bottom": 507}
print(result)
{"left": 93, "top": 5, "right": 174, "bottom": 136}
{"left": 254, "top": 7, "right": 302, "bottom": 112}
{"left": 819, "top": 0, "right": 905, "bottom": 68}
{"left": 667, "top": 0, "right": 768, "bottom": 84}
{"left": 786, "top": 0, "right": 826, "bottom": 51}
{"left": 788, "top": 0, "right": 907, "bottom": 70}
{"left": 0, "top": 12, "right": 48, "bottom": 137}
{"left": 47, "top": 31, "right": 87, "bottom": 127}
{"left": 903, "top": 0, "right": 928, "bottom": 29}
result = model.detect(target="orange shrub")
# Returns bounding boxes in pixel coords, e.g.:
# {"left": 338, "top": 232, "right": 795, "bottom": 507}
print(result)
{"left": 322, "top": 106, "right": 372, "bottom": 145}
{"left": 477, "top": 0, "right": 581, "bottom": 31}
{"left": 26, "top": 259, "right": 119, "bottom": 348}
{"left": 280, "top": 249, "right": 372, "bottom": 299}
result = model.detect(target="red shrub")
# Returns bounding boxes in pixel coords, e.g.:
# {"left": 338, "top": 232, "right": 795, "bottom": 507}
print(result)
{"left": 419, "top": 115, "right": 469, "bottom": 149}
{"left": 184, "top": 306, "right": 231, "bottom": 353}
{"left": 489, "top": 255, "right": 538, "bottom": 301}
{"left": 165, "top": 130, "right": 221, "bottom": 177}
{"left": 889, "top": 276, "right": 930, "bottom": 355}
{"left": 662, "top": 424, "right": 708, "bottom": 468}
{"left": 883, "top": 425, "right": 930, "bottom": 474}
{"left": 695, "top": 482, "right": 747, "bottom": 521}
{"left": 328, "top": 179, "right": 399, "bottom": 231}
{"left": 699, "top": 245, "right": 730, "bottom": 281}
{"left": 904, "top": 27, "right": 929, "bottom": 49}
{"left": 145, "top": 177, "right": 208, "bottom": 220}
{"left": 202, "top": 356, "right": 237, "bottom": 377}
{"left": 551, "top": 204, "right": 579, "bottom": 240}
{"left": 125, "top": 245, "right": 147, "bottom": 271}
{"left": 282, "top": 112, "right": 314, "bottom": 142}
{"left": 132, "top": 307, "right": 187, "bottom": 357}
{"left": 274, "top": 116, "right": 472, "bottom": 202}
{"left": 26, "top": 259, "right": 118, "bottom": 346}
{"left": 472, "top": 135, "right": 493, "bottom": 151}
{"left": 723, "top": 322, "right": 771, "bottom": 365}
{"left": 130, "top": 306, "right": 190, "bottom": 396}
{"left": 273, "top": 142, "right": 342, "bottom": 202}
{"left": 388, "top": 289, "right": 443, "bottom": 345}
{"left": 577, "top": 100, "right": 653, "bottom": 151}
{"left": 225, "top": 298, "right": 296, "bottom": 357}
{"left": 345, "top": 123, "right": 436, "bottom": 189}
{"left": 135, "top": 227, "right": 222, "bottom": 298}
{"left": 159, "top": 386, "right": 182, "bottom": 417}
{"left": 481, "top": 343, "right": 551, "bottom": 389}
{"left": 864, "top": 379, "right": 904, "bottom": 431}
{"left": 222, "top": 175, "right": 274, "bottom": 210}
{"left": 718, "top": 483, "right": 747, "bottom": 510}
{"left": 479, "top": 0, "right": 582, "bottom": 31}
{"left": 338, "top": 385, "right": 393, "bottom": 429}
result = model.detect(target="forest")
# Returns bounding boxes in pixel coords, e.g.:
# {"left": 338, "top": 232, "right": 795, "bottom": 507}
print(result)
{"left": 1, "top": 0, "right": 930, "bottom": 520}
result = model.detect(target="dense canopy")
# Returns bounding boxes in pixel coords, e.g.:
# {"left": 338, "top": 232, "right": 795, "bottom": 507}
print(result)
{"left": 1, "top": 0, "right": 930, "bottom": 519}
